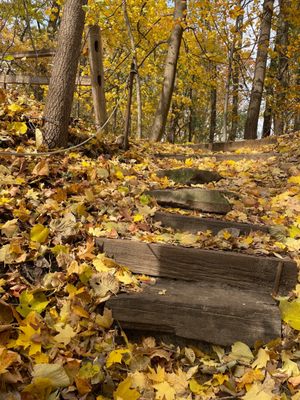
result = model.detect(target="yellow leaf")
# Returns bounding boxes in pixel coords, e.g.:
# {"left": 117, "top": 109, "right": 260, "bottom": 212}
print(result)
{"left": 32, "top": 363, "right": 71, "bottom": 388}
{"left": 280, "top": 351, "right": 300, "bottom": 377}
{"left": 1, "top": 219, "right": 19, "bottom": 238}
{"left": 115, "top": 170, "right": 124, "bottom": 180}
{"left": 280, "top": 298, "right": 300, "bottom": 330}
{"left": 252, "top": 348, "right": 270, "bottom": 369}
{"left": 133, "top": 213, "right": 143, "bottom": 222}
{"left": 35, "top": 128, "right": 43, "bottom": 149}
{"left": 242, "top": 382, "right": 273, "bottom": 400}
{"left": 11, "top": 121, "right": 27, "bottom": 134}
{"left": 30, "top": 224, "right": 49, "bottom": 243}
{"left": 289, "top": 225, "right": 300, "bottom": 239}
{"left": 95, "top": 308, "right": 113, "bottom": 329}
{"left": 113, "top": 377, "right": 140, "bottom": 400}
{"left": 7, "top": 103, "right": 23, "bottom": 113}
{"left": 222, "top": 230, "right": 231, "bottom": 240}
{"left": 106, "top": 348, "right": 131, "bottom": 368}
{"left": 230, "top": 342, "right": 254, "bottom": 363}
{"left": 54, "top": 323, "right": 77, "bottom": 346}
{"left": 288, "top": 176, "right": 300, "bottom": 185}
{"left": 147, "top": 365, "right": 165, "bottom": 383}
{"left": 189, "top": 378, "right": 206, "bottom": 395}
{"left": 153, "top": 381, "right": 175, "bottom": 400}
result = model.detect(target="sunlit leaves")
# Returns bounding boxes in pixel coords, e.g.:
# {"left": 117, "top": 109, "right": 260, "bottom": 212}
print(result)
{"left": 280, "top": 298, "right": 300, "bottom": 330}
{"left": 30, "top": 224, "right": 50, "bottom": 243}
{"left": 16, "top": 291, "right": 49, "bottom": 318}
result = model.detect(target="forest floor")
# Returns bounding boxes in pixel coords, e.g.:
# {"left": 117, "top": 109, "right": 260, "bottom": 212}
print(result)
{"left": 1, "top": 90, "right": 300, "bottom": 399}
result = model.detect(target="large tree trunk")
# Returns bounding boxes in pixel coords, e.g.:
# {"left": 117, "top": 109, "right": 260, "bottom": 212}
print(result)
{"left": 273, "top": 0, "right": 289, "bottom": 136}
{"left": 150, "top": 0, "right": 187, "bottom": 142}
{"left": 88, "top": 25, "right": 108, "bottom": 132}
{"left": 244, "top": 0, "right": 274, "bottom": 139}
{"left": 43, "top": 0, "right": 86, "bottom": 148}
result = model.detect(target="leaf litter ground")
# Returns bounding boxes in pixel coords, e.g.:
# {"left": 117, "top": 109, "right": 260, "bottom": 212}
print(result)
{"left": 1, "top": 90, "right": 300, "bottom": 399}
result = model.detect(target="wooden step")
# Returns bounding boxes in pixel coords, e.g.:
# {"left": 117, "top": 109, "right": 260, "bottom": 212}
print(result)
{"left": 147, "top": 188, "right": 231, "bottom": 214}
{"left": 153, "top": 211, "right": 269, "bottom": 235}
{"left": 156, "top": 168, "right": 222, "bottom": 184}
{"left": 96, "top": 238, "right": 296, "bottom": 295}
{"left": 184, "top": 137, "right": 277, "bottom": 152}
{"left": 154, "top": 152, "right": 278, "bottom": 161}
{"left": 106, "top": 278, "right": 281, "bottom": 346}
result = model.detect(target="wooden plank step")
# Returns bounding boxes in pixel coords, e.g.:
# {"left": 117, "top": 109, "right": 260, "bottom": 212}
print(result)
{"left": 154, "top": 152, "right": 278, "bottom": 161}
{"left": 96, "top": 238, "right": 296, "bottom": 295}
{"left": 156, "top": 168, "right": 222, "bottom": 184}
{"left": 106, "top": 278, "right": 281, "bottom": 346}
{"left": 147, "top": 188, "right": 231, "bottom": 214}
{"left": 153, "top": 211, "right": 270, "bottom": 235}
{"left": 185, "top": 137, "right": 277, "bottom": 152}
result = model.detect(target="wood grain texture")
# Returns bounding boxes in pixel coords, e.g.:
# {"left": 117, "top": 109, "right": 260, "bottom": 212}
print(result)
{"left": 154, "top": 152, "right": 278, "bottom": 161}
{"left": 106, "top": 278, "right": 281, "bottom": 346}
{"left": 153, "top": 211, "right": 269, "bottom": 235}
{"left": 184, "top": 136, "right": 277, "bottom": 151}
{"left": 96, "top": 238, "right": 296, "bottom": 295}
{"left": 147, "top": 188, "right": 231, "bottom": 214}
{"left": 0, "top": 74, "right": 91, "bottom": 86}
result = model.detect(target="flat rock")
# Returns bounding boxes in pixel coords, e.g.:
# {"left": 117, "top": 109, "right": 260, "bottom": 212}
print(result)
{"left": 147, "top": 188, "right": 231, "bottom": 214}
{"left": 156, "top": 168, "right": 222, "bottom": 184}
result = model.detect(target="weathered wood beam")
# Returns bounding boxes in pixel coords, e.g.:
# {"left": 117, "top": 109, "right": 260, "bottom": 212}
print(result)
{"left": 185, "top": 136, "right": 278, "bottom": 151}
{"left": 153, "top": 211, "right": 269, "bottom": 235}
{"left": 1, "top": 49, "right": 55, "bottom": 59}
{"left": 106, "top": 278, "right": 281, "bottom": 346}
{"left": 154, "top": 152, "right": 278, "bottom": 161}
{"left": 0, "top": 74, "right": 91, "bottom": 86}
{"left": 96, "top": 238, "right": 296, "bottom": 295}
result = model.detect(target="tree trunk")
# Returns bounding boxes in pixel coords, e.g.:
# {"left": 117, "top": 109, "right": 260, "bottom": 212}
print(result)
{"left": 150, "top": 0, "right": 187, "bottom": 142}
{"left": 43, "top": 0, "right": 86, "bottom": 148}
{"left": 123, "top": 63, "right": 135, "bottom": 150}
{"left": 273, "top": 0, "right": 289, "bottom": 136}
{"left": 188, "top": 87, "right": 194, "bottom": 142}
{"left": 122, "top": 0, "right": 142, "bottom": 139}
{"left": 244, "top": 0, "right": 274, "bottom": 139}
{"left": 88, "top": 25, "right": 108, "bottom": 132}
{"left": 229, "top": 7, "right": 243, "bottom": 141}
{"left": 294, "top": 69, "right": 300, "bottom": 131}
{"left": 223, "top": 44, "right": 234, "bottom": 141}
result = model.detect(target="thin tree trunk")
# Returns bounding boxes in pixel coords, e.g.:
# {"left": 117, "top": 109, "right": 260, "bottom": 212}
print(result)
{"left": 262, "top": 49, "right": 277, "bottom": 137}
{"left": 136, "top": 73, "right": 142, "bottom": 138}
{"left": 273, "top": 0, "right": 289, "bottom": 135}
{"left": 223, "top": 43, "right": 234, "bottom": 141}
{"left": 43, "top": 0, "right": 86, "bottom": 148}
{"left": 229, "top": 7, "right": 243, "bottom": 141}
{"left": 188, "top": 87, "right": 194, "bottom": 142}
{"left": 294, "top": 70, "right": 300, "bottom": 131}
{"left": 244, "top": 0, "right": 274, "bottom": 139}
{"left": 123, "top": 62, "right": 135, "bottom": 150}
{"left": 150, "top": 0, "right": 187, "bottom": 142}
{"left": 122, "top": 0, "right": 142, "bottom": 139}
{"left": 88, "top": 25, "right": 108, "bottom": 132}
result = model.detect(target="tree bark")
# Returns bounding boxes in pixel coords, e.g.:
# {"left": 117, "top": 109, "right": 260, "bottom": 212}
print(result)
{"left": 88, "top": 25, "right": 108, "bottom": 132}
{"left": 244, "top": 0, "right": 274, "bottom": 139}
{"left": 150, "top": 0, "right": 187, "bottom": 142}
{"left": 122, "top": 0, "right": 142, "bottom": 139}
{"left": 43, "top": 0, "right": 86, "bottom": 148}
{"left": 229, "top": 7, "right": 244, "bottom": 141}
{"left": 123, "top": 63, "right": 135, "bottom": 150}
{"left": 273, "top": 0, "right": 289, "bottom": 136}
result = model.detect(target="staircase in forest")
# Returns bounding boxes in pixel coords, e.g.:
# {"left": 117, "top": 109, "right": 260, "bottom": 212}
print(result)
{"left": 98, "top": 140, "right": 297, "bottom": 346}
